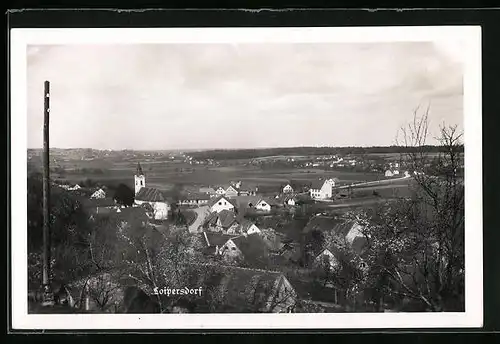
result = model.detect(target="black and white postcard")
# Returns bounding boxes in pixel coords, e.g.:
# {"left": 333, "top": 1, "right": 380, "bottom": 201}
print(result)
{"left": 10, "top": 26, "right": 482, "bottom": 329}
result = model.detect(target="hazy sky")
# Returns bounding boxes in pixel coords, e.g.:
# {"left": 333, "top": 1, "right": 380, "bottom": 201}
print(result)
{"left": 27, "top": 42, "right": 464, "bottom": 150}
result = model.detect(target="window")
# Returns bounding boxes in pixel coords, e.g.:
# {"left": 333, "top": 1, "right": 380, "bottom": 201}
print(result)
{"left": 141, "top": 181, "right": 143, "bottom": 186}
{"left": 218, "top": 202, "right": 222, "bottom": 205}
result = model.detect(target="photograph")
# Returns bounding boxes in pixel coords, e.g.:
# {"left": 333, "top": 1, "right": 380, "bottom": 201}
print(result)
{"left": 10, "top": 26, "right": 482, "bottom": 329}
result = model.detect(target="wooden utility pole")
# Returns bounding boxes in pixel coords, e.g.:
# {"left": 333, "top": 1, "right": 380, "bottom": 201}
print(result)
{"left": 42, "top": 80, "right": 54, "bottom": 305}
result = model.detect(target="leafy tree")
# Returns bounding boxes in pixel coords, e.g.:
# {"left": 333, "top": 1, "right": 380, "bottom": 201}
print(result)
{"left": 113, "top": 183, "right": 134, "bottom": 207}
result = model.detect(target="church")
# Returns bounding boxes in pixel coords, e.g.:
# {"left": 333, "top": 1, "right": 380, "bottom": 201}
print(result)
{"left": 134, "top": 162, "right": 171, "bottom": 220}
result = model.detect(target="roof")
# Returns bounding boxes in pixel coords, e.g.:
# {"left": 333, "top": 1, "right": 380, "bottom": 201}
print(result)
{"left": 239, "top": 219, "right": 258, "bottom": 233}
{"left": 199, "top": 187, "right": 216, "bottom": 194}
{"left": 229, "top": 233, "right": 270, "bottom": 268}
{"left": 118, "top": 206, "right": 148, "bottom": 220}
{"left": 310, "top": 179, "right": 327, "bottom": 190}
{"left": 232, "top": 195, "right": 262, "bottom": 209}
{"left": 135, "top": 187, "right": 165, "bottom": 202}
{"left": 181, "top": 192, "right": 211, "bottom": 201}
{"left": 208, "top": 195, "right": 232, "bottom": 208}
{"left": 218, "top": 209, "right": 237, "bottom": 228}
{"left": 136, "top": 162, "right": 144, "bottom": 176}
{"left": 303, "top": 215, "right": 355, "bottom": 237}
{"left": 187, "top": 265, "right": 292, "bottom": 312}
{"left": 202, "top": 231, "right": 237, "bottom": 248}
{"left": 256, "top": 198, "right": 278, "bottom": 207}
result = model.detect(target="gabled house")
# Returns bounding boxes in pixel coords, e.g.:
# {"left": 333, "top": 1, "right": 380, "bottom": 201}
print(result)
{"left": 225, "top": 186, "right": 239, "bottom": 198}
{"left": 238, "top": 189, "right": 257, "bottom": 196}
{"left": 90, "top": 188, "right": 106, "bottom": 199}
{"left": 82, "top": 197, "right": 118, "bottom": 218}
{"left": 202, "top": 210, "right": 260, "bottom": 236}
{"left": 255, "top": 198, "right": 277, "bottom": 212}
{"left": 312, "top": 248, "right": 340, "bottom": 270}
{"left": 201, "top": 231, "right": 238, "bottom": 256}
{"left": 219, "top": 233, "right": 271, "bottom": 269}
{"left": 215, "top": 186, "right": 227, "bottom": 196}
{"left": 208, "top": 195, "right": 235, "bottom": 213}
{"left": 178, "top": 192, "right": 211, "bottom": 206}
{"left": 308, "top": 178, "right": 337, "bottom": 200}
{"left": 67, "top": 184, "right": 82, "bottom": 191}
{"left": 302, "top": 215, "right": 367, "bottom": 267}
{"left": 282, "top": 184, "right": 294, "bottom": 194}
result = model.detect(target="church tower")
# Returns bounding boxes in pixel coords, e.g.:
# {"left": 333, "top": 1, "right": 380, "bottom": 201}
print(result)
{"left": 134, "top": 162, "right": 145, "bottom": 195}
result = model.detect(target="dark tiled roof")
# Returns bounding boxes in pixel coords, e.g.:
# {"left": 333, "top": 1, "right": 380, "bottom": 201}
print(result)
{"left": 310, "top": 179, "right": 326, "bottom": 190}
{"left": 351, "top": 236, "right": 368, "bottom": 255}
{"left": 303, "top": 215, "right": 355, "bottom": 237}
{"left": 199, "top": 187, "right": 216, "bottom": 194}
{"left": 218, "top": 209, "right": 237, "bottom": 228}
{"left": 181, "top": 192, "right": 211, "bottom": 201}
{"left": 229, "top": 233, "right": 270, "bottom": 268}
{"left": 188, "top": 265, "right": 292, "bottom": 312}
{"left": 135, "top": 187, "right": 165, "bottom": 202}
{"left": 202, "top": 231, "right": 237, "bottom": 248}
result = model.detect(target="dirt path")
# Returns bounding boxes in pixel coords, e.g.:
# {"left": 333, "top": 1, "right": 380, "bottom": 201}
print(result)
{"left": 187, "top": 205, "right": 210, "bottom": 233}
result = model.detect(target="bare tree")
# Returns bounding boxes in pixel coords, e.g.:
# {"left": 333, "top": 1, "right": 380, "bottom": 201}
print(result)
{"left": 352, "top": 105, "right": 465, "bottom": 312}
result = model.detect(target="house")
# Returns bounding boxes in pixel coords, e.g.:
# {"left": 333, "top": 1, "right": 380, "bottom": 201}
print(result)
{"left": 219, "top": 233, "right": 271, "bottom": 268}
{"left": 208, "top": 195, "right": 236, "bottom": 213}
{"left": 117, "top": 206, "right": 149, "bottom": 229}
{"left": 230, "top": 181, "right": 242, "bottom": 189}
{"left": 90, "top": 188, "right": 106, "bottom": 199}
{"left": 215, "top": 186, "right": 226, "bottom": 196}
{"left": 282, "top": 184, "right": 294, "bottom": 194}
{"left": 282, "top": 194, "right": 297, "bottom": 206}
{"left": 199, "top": 187, "right": 217, "bottom": 197}
{"left": 385, "top": 170, "right": 394, "bottom": 177}
{"left": 186, "top": 264, "right": 298, "bottom": 313}
{"left": 202, "top": 210, "right": 260, "bottom": 235}
{"left": 404, "top": 171, "right": 411, "bottom": 178}
{"left": 238, "top": 189, "right": 257, "bottom": 196}
{"left": 255, "top": 198, "right": 277, "bottom": 212}
{"left": 313, "top": 248, "right": 339, "bottom": 270}
{"left": 67, "top": 184, "right": 81, "bottom": 191}
{"left": 225, "top": 185, "right": 239, "bottom": 198}
{"left": 178, "top": 192, "right": 211, "bottom": 206}
{"left": 308, "top": 178, "right": 337, "bottom": 200}
{"left": 201, "top": 231, "right": 238, "bottom": 256}
{"left": 302, "top": 215, "right": 367, "bottom": 266}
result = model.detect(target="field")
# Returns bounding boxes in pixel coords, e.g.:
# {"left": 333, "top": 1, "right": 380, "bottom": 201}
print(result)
{"left": 29, "top": 156, "right": 389, "bottom": 192}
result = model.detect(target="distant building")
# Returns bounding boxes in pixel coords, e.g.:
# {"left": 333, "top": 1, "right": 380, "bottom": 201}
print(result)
{"left": 199, "top": 187, "right": 217, "bottom": 197}
{"left": 385, "top": 170, "right": 394, "bottom": 177}
{"left": 178, "top": 192, "right": 211, "bottom": 206}
{"left": 67, "top": 184, "right": 81, "bottom": 191}
{"left": 225, "top": 186, "right": 239, "bottom": 198}
{"left": 255, "top": 199, "right": 276, "bottom": 212}
{"left": 90, "top": 188, "right": 106, "bottom": 199}
{"left": 282, "top": 184, "right": 294, "bottom": 194}
{"left": 215, "top": 186, "right": 226, "bottom": 196}
{"left": 309, "top": 178, "right": 337, "bottom": 200}
{"left": 219, "top": 233, "right": 270, "bottom": 269}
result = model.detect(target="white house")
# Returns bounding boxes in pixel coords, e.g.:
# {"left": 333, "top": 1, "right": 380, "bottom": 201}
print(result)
{"left": 215, "top": 187, "right": 226, "bottom": 196}
{"left": 225, "top": 186, "right": 239, "bottom": 198}
{"left": 404, "top": 171, "right": 411, "bottom": 178}
{"left": 385, "top": 170, "right": 394, "bottom": 177}
{"left": 282, "top": 184, "right": 294, "bottom": 194}
{"left": 208, "top": 195, "right": 235, "bottom": 213}
{"left": 393, "top": 170, "right": 400, "bottom": 175}
{"left": 255, "top": 199, "right": 273, "bottom": 212}
{"left": 90, "top": 188, "right": 106, "bottom": 199}
{"left": 67, "top": 184, "right": 81, "bottom": 191}
{"left": 313, "top": 248, "right": 338, "bottom": 270}
{"left": 309, "top": 178, "right": 336, "bottom": 200}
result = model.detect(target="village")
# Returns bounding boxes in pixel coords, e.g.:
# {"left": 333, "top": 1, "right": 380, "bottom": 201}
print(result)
{"left": 33, "top": 155, "right": 427, "bottom": 314}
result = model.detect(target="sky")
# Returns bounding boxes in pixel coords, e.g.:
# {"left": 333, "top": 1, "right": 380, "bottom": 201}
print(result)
{"left": 26, "top": 42, "right": 464, "bottom": 150}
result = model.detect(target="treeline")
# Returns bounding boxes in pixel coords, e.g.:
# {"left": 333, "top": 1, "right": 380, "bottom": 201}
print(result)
{"left": 189, "top": 145, "right": 463, "bottom": 160}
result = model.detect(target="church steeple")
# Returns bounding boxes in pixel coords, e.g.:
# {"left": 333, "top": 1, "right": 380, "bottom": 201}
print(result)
{"left": 136, "top": 162, "right": 144, "bottom": 176}
{"left": 134, "top": 162, "right": 145, "bottom": 195}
